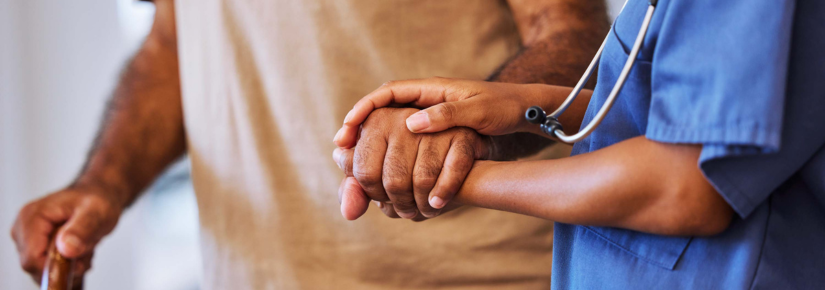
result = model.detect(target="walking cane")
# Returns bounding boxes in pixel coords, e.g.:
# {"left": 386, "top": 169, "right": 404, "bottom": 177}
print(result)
{"left": 41, "top": 233, "right": 83, "bottom": 290}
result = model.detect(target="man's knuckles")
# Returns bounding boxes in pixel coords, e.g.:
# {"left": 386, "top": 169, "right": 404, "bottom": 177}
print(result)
{"left": 352, "top": 171, "right": 384, "bottom": 196}
{"left": 363, "top": 108, "right": 420, "bottom": 128}
{"left": 412, "top": 172, "right": 439, "bottom": 193}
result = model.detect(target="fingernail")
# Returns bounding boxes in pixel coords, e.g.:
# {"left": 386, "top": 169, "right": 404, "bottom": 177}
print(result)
{"left": 340, "top": 202, "right": 349, "bottom": 219}
{"left": 333, "top": 148, "right": 342, "bottom": 164}
{"left": 62, "top": 235, "right": 84, "bottom": 254}
{"left": 422, "top": 210, "right": 441, "bottom": 218}
{"left": 430, "top": 196, "right": 446, "bottom": 209}
{"left": 374, "top": 201, "right": 383, "bottom": 208}
{"left": 333, "top": 128, "right": 343, "bottom": 143}
{"left": 398, "top": 210, "right": 418, "bottom": 219}
{"left": 406, "top": 111, "right": 430, "bottom": 132}
{"left": 343, "top": 110, "right": 355, "bottom": 124}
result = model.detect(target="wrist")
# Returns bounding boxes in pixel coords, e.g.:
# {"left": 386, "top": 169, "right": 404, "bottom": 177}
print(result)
{"left": 452, "top": 160, "right": 501, "bottom": 206}
{"left": 70, "top": 172, "right": 134, "bottom": 211}
{"left": 514, "top": 84, "right": 566, "bottom": 134}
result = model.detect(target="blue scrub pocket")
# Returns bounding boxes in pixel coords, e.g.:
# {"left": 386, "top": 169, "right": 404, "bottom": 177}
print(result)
{"left": 584, "top": 226, "right": 692, "bottom": 270}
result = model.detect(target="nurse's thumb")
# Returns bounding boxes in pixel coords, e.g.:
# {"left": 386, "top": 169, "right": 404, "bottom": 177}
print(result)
{"left": 405, "top": 100, "right": 486, "bottom": 134}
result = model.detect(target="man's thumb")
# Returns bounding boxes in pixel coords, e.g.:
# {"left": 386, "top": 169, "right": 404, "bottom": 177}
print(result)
{"left": 340, "top": 177, "right": 370, "bottom": 220}
{"left": 55, "top": 209, "right": 105, "bottom": 258}
{"left": 405, "top": 100, "right": 484, "bottom": 134}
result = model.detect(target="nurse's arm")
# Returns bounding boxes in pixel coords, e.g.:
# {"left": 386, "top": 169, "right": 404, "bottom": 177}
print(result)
{"left": 454, "top": 136, "right": 735, "bottom": 236}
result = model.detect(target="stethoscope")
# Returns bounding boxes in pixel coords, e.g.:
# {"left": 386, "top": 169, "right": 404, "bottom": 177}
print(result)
{"left": 525, "top": 0, "right": 658, "bottom": 144}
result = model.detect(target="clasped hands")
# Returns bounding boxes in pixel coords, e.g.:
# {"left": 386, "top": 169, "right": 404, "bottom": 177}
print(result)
{"left": 332, "top": 78, "right": 560, "bottom": 221}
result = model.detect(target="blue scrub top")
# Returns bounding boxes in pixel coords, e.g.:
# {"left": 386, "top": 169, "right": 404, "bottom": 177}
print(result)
{"left": 556, "top": 0, "right": 825, "bottom": 288}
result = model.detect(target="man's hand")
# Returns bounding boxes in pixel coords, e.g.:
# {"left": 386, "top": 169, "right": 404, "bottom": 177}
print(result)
{"left": 10, "top": 185, "right": 123, "bottom": 286}
{"left": 333, "top": 107, "right": 492, "bottom": 220}
{"left": 11, "top": 0, "right": 183, "bottom": 286}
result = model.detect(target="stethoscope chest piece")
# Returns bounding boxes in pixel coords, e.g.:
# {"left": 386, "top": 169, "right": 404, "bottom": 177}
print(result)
{"left": 525, "top": 106, "right": 563, "bottom": 136}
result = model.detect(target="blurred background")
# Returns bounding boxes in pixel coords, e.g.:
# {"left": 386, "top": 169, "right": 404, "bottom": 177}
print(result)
{"left": 0, "top": 0, "right": 623, "bottom": 289}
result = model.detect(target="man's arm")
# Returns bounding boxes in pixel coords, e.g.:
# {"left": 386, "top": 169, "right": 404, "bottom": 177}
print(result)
{"left": 487, "top": 0, "right": 609, "bottom": 161}
{"left": 75, "top": 0, "right": 184, "bottom": 209}
{"left": 455, "top": 137, "right": 734, "bottom": 236}
{"left": 11, "top": 0, "right": 183, "bottom": 283}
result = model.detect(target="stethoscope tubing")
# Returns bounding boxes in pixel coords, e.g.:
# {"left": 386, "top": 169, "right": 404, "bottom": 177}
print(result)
{"left": 531, "top": 3, "right": 657, "bottom": 144}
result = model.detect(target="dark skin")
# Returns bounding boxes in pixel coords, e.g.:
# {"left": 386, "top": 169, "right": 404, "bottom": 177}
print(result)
{"left": 333, "top": 0, "right": 610, "bottom": 220}
{"left": 11, "top": 0, "right": 608, "bottom": 286}
{"left": 334, "top": 109, "right": 488, "bottom": 220}
{"left": 336, "top": 79, "right": 734, "bottom": 236}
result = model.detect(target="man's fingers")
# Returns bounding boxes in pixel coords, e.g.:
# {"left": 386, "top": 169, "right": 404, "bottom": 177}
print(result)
{"left": 14, "top": 222, "right": 49, "bottom": 277}
{"left": 429, "top": 136, "right": 478, "bottom": 209}
{"left": 353, "top": 134, "right": 390, "bottom": 202}
{"left": 12, "top": 202, "right": 69, "bottom": 278}
{"left": 56, "top": 204, "right": 113, "bottom": 259}
{"left": 375, "top": 201, "right": 401, "bottom": 219}
{"left": 69, "top": 251, "right": 94, "bottom": 280}
{"left": 383, "top": 137, "right": 420, "bottom": 219}
{"left": 333, "top": 148, "right": 355, "bottom": 177}
{"left": 406, "top": 98, "right": 488, "bottom": 134}
{"left": 340, "top": 177, "right": 370, "bottom": 220}
{"left": 412, "top": 135, "right": 450, "bottom": 218}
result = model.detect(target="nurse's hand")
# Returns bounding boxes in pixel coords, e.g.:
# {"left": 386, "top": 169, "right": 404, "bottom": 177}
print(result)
{"left": 333, "top": 78, "right": 573, "bottom": 148}
{"left": 332, "top": 107, "right": 492, "bottom": 220}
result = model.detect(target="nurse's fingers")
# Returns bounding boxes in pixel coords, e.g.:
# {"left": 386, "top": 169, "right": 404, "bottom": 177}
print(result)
{"left": 339, "top": 177, "right": 370, "bottom": 220}
{"left": 429, "top": 131, "right": 489, "bottom": 209}
{"left": 412, "top": 135, "right": 451, "bottom": 218}
{"left": 334, "top": 77, "right": 470, "bottom": 148}
{"left": 404, "top": 98, "right": 491, "bottom": 134}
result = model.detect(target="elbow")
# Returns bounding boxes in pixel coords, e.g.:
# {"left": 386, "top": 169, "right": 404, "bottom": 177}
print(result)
{"left": 673, "top": 208, "right": 733, "bottom": 236}
{"left": 657, "top": 185, "right": 735, "bottom": 237}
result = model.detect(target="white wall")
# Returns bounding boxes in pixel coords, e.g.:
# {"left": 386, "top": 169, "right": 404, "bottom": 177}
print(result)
{"left": 1, "top": 0, "right": 27, "bottom": 287}
{"left": 0, "top": 0, "right": 195, "bottom": 289}
{"left": 1, "top": 0, "right": 134, "bottom": 288}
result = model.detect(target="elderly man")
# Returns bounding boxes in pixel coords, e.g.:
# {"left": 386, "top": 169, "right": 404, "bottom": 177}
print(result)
{"left": 12, "top": 0, "right": 607, "bottom": 288}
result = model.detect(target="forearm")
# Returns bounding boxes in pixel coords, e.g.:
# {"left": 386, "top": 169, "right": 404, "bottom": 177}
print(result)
{"left": 488, "top": 0, "right": 609, "bottom": 160}
{"left": 488, "top": 84, "right": 592, "bottom": 161}
{"left": 456, "top": 137, "right": 733, "bottom": 236}
{"left": 491, "top": 0, "right": 609, "bottom": 86}
{"left": 72, "top": 0, "right": 184, "bottom": 209}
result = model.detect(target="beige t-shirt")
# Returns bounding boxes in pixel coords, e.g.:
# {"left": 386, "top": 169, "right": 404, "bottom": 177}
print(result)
{"left": 175, "top": 0, "right": 554, "bottom": 289}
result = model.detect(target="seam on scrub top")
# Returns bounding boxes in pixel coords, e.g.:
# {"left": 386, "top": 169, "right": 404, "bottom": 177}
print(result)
{"left": 645, "top": 123, "right": 781, "bottom": 153}
{"left": 582, "top": 226, "right": 675, "bottom": 270}
{"left": 747, "top": 198, "right": 772, "bottom": 290}
{"left": 610, "top": 17, "right": 631, "bottom": 55}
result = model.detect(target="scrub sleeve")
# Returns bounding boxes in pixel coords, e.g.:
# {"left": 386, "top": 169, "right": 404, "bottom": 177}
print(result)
{"left": 643, "top": 0, "right": 804, "bottom": 218}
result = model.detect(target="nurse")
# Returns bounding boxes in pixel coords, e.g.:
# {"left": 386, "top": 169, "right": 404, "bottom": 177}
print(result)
{"left": 334, "top": 0, "right": 825, "bottom": 288}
